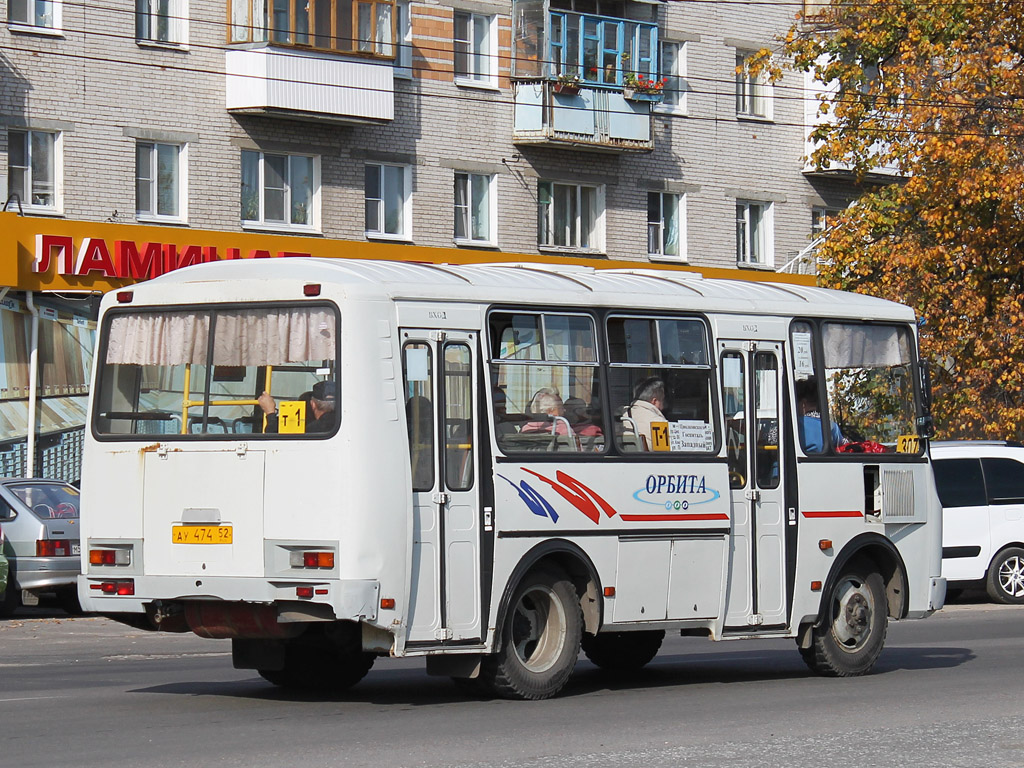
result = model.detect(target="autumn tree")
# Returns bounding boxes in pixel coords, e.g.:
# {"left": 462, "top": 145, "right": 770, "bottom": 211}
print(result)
{"left": 765, "top": 0, "right": 1024, "bottom": 439}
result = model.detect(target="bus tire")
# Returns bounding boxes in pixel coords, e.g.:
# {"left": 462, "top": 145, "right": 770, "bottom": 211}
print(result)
{"left": 258, "top": 627, "right": 375, "bottom": 691}
{"left": 985, "top": 547, "right": 1024, "bottom": 604}
{"left": 582, "top": 630, "right": 664, "bottom": 672}
{"left": 480, "top": 566, "right": 582, "bottom": 700}
{"left": 800, "top": 564, "right": 887, "bottom": 677}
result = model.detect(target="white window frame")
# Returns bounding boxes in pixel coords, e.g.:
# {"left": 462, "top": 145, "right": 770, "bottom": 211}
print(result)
{"left": 453, "top": 12, "right": 497, "bottom": 89}
{"left": 735, "top": 51, "right": 772, "bottom": 120}
{"left": 7, "top": 0, "right": 62, "bottom": 31}
{"left": 655, "top": 41, "right": 686, "bottom": 115}
{"left": 811, "top": 206, "right": 843, "bottom": 240}
{"left": 647, "top": 191, "right": 685, "bottom": 262}
{"left": 538, "top": 181, "right": 605, "bottom": 253}
{"left": 454, "top": 172, "right": 496, "bottom": 246}
{"left": 7, "top": 129, "right": 63, "bottom": 214}
{"left": 365, "top": 162, "right": 413, "bottom": 241}
{"left": 240, "top": 150, "right": 321, "bottom": 233}
{"left": 136, "top": 0, "right": 188, "bottom": 46}
{"left": 136, "top": 142, "right": 187, "bottom": 223}
{"left": 393, "top": 0, "right": 413, "bottom": 78}
{"left": 736, "top": 199, "right": 774, "bottom": 266}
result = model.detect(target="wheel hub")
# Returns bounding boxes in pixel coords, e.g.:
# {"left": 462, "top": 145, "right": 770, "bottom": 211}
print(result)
{"left": 832, "top": 578, "right": 874, "bottom": 650}
{"left": 998, "top": 556, "right": 1024, "bottom": 598}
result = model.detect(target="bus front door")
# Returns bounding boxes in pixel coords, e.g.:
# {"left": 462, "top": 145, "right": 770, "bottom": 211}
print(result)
{"left": 720, "top": 341, "right": 788, "bottom": 630}
{"left": 402, "top": 330, "right": 482, "bottom": 645}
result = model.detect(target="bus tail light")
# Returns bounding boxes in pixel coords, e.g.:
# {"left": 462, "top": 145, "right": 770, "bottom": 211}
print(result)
{"left": 303, "top": 284, "right": 321, "bottom": 297}
{"left": 37, "top": 539, "right": 73, "bottom": 557}
{"left": 90, "top": 548, "right": 131, "bottom": 566}
{"left": 116, "top": 291, "right": 134, "bottom": 303}
{"left": 296, "top": 586, "right": 314, "bottom": 599}
{"left": 290, "top": 551, "right": 335, "bottom": 568}
{"left": 95, "top": 579, "right": 135, "bottom": 596}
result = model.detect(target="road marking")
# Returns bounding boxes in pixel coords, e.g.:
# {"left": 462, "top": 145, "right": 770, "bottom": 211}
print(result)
{"left": 0, "top": 695, "right": 69, "bottom": 703}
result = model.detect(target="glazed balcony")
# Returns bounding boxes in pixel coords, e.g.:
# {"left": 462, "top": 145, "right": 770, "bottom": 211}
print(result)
{"left": 225, "top": 0, "right": 396, "bottom": 122}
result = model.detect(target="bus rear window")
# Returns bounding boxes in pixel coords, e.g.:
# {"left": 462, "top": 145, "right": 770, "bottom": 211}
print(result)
{"left": 95, "top": 304, "right": 338, "bottom": 437}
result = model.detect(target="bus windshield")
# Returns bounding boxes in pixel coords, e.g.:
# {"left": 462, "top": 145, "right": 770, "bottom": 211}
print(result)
{"left": 94, "top": 304, "right": 338, "bottom": 437}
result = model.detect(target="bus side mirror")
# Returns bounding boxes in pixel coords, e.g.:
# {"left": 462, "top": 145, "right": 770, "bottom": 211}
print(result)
{"left": 918, "top": 360, "right": 935, "bottom": 438}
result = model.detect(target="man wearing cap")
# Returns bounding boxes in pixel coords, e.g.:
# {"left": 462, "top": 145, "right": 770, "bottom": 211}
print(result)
{"left": 258, "top": 381, "right": 337, "bottom": 433}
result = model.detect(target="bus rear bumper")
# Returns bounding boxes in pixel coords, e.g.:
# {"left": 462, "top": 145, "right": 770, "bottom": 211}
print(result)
{"left": 78, "top": 575, "right": 381, "bottom": 625}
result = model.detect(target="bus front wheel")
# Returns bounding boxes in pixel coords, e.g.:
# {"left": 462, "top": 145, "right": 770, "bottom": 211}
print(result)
{"left": 480, "top": 566, "right": 582, "bottom": 700}
{"left": 800, "top": 563, "right": 887, "bottom": 677}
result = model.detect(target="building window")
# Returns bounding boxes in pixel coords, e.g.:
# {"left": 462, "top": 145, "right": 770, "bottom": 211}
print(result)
{"left": 648, "top": 192, "right": 683, "bottom": 260}
{"left": 545, "top": 11, "right": 658, "bottom": 86}
{"left": 8, "top": 0, "right": 59, "bottom": 28}
{"left": 736, "top": 200, "right": 772, "bottom": 266}
{"left": 241, "top": 150, "right": 319, "bottom": 230}
{"left": 394, "top": 0, "right": 412, "bottom": 77}
{"left": 136, "top": 0, "right": 186, "bottom": 43}
{"left": 811, "top": 206, "right": 842, "bottom": 239}
{"left": 538, "top": 181, "right": 603, "bottom": 251}
{"left": 657, "top": 41, "right": 685, "bottom": 112}
{"left": 136, "top": 143, "right": 185, "bottom": 222}
{"left": 454, "top": 12, "right": 495, "bottom": 85}
{"left": 229, "top": 0, "right": 395, "bottom": 57}
{"left": 454, "top": 172, "right": 495, "bottom": 245}
{"left": 365, "top": 163, "right": 411, "bottom": 239}
{"left": 735, "top": 51, "right": 770, "bottom": 118}
{"left": 7, "top": 130, "right": 59, "bottom": 211}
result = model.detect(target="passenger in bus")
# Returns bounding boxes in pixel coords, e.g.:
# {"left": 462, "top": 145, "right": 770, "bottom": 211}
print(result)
{"left": 521, "top": 391, "right": 571, "bottom": 435}
{"left": 622, "top": 377, "right": 667, "bottom": 451}
{"left": 796, "top": 377, "right": 846, "bottom": 453}
{"left": 564, "top": 397, "right": 603, "bottom": 438}
{"left": 258, "top": 380, "right": 337, "bottom": 433}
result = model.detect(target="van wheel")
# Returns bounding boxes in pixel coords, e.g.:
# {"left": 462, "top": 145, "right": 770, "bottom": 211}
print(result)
{"left": 480, "top": 566, "right": 582, "bottom": 700}
{"left": 800, "top": 563, "right": 887, "bottom": 677}
{"left": 258, "top": 626, "right": 375, "bottom": 691}
{"left": 986, "top": 547, "right": 1024, "bottom": 604}
{"left": 582, "top": 630, "right": 664, "bottom": 672}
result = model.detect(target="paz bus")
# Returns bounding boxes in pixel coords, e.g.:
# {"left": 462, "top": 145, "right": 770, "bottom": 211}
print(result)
{"left": 79, "top": 258, "right": 946, "bottom": 700}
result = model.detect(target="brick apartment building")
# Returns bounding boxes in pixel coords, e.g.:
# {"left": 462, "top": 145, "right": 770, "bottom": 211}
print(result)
{"left": 0, "top": 0, "right": 853, "bottom": 479}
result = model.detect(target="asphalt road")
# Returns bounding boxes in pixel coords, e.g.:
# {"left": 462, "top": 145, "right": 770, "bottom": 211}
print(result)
{"left": 0, "top": 596, "right": 1021, "bottom": 768}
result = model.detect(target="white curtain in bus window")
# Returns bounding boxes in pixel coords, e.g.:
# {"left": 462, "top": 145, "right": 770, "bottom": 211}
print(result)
{"left": 821, "top": 322, "right": 916, "bottom": 450}
{"left": 98, "top": 307, "right": 337, "bottom": 437}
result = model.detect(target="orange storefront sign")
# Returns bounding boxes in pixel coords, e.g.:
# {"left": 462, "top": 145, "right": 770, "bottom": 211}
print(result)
{"left": 0, "top": 211, "right": 815, "bottom": 292}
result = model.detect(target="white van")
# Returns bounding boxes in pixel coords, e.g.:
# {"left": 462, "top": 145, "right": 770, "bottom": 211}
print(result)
{"left": 931, "top": 441, "right": 1024, "bottom": 603}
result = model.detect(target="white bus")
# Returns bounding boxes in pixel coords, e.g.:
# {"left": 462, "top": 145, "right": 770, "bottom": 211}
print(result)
{"left": 79, "top": 258, "right": 946, "bottom": 700}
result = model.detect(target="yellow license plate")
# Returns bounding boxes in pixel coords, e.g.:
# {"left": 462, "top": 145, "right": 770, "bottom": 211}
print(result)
{"left": 172, "top": 525, "right": 233, "bottom": 544}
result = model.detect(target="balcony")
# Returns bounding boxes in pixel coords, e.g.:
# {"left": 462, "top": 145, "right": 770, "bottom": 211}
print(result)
{"left": 226, "top": 47, "right": 394, "bottom": 123}
{"left": 513, "top": 81, "right": 653, "bottom": 151}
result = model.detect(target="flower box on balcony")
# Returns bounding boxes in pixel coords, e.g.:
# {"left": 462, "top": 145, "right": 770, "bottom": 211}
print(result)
{"left": 552, "top": 80, "right": 581, "bottom": 95}
{"left": 623, "top": 87, "right": 663, "bottom": 103}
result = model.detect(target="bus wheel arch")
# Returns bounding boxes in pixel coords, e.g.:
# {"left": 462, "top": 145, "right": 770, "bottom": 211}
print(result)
{"left": 798, "top": 534, "right": 908, "bottom": 677}
{"left": 494, "top": 540, "right": 602, "bottom": 647}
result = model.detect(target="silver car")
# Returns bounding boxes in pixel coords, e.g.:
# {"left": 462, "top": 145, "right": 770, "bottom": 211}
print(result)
{"left": 0, "top": 479, "right": 82, "bottom": 615}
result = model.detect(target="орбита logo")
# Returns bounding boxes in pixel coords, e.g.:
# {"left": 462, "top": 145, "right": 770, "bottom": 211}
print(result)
{"left": 622, "top": 474, "right": 728, "bottom": 522}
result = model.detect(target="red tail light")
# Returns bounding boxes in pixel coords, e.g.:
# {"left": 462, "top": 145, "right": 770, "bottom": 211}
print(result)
{"left": 37, "top": 539, "right": 73, "bottom": 557}
{"left": 99, "top": 579, "right": 135, "bottom": 595}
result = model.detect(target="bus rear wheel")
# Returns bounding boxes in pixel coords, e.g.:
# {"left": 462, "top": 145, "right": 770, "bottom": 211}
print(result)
{"left": 800, "top": 563, "right": 887, "bottom": 677}
{"left": 480, "top": 566, "right": 582, "bottom": 700}
{"left": 582, "top": 630, "right": 664, "bottom": 672}
{"left": 258, "top": 626, "right": 375, "bottom": 691}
